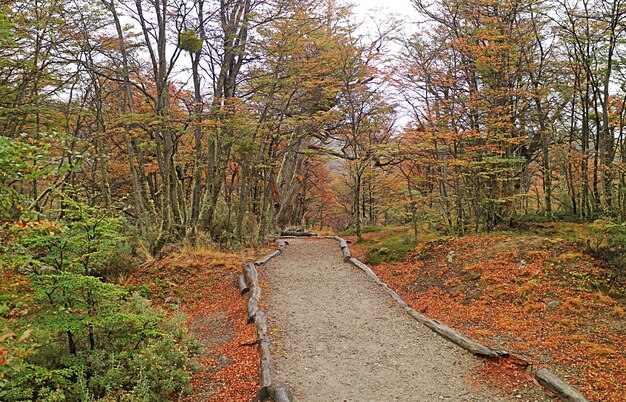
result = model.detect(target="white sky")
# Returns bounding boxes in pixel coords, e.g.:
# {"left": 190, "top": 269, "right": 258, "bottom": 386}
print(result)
{"left": 351, "top": 0, "right": 417, "bottom": 32}
{"left": 351, "top": 0, "right": 418, "bottom": 129}
{"left": 352, "top": 0, "right": 416, "bottom": 18}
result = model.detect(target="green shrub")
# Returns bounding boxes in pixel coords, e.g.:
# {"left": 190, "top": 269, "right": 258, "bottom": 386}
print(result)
{"left": 0, "top": 189, "right": 197, "bottom": 400}
{"left": 5, "top": 196, "right": 133, "bottom": 278}
{"left": 0, "top": 136, "right": 51, "bottom": 221}
{"left": 0, "top": 273, "right": 199, "bottom": 401}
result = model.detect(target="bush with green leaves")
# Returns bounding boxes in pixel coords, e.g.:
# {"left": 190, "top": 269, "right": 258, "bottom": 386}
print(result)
{"left": 4, "top": 195, "right": 131, "bottom": 278}
{"left": 0, "top": 172, "right": 197, "bottom": 400}
{"left": 0, "top": 131, "right": 200, "bottom": 399}
{"left": 0, "top": 136, "right": 51, "bottom": 220}
{"left": 0, "top": 272, "right": 199, "bottom": 401}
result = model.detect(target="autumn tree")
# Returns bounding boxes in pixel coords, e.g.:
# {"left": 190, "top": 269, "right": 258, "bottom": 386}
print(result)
{"left": 396, "top": 0, "right": 555, "bottom": 232}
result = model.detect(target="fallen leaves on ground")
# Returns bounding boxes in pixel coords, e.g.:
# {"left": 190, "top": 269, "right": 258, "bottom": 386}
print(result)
{"left": 355, "top": 234, "right": 626, "bottom": 402}
{"left": 128, "top": 247, "right": 269, "bottom": 401}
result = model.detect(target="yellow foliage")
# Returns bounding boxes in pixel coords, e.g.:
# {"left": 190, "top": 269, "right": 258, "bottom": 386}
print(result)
{"left": 597, "top": 294, "right": 615, "bottom": 304}
{"left": 472, "top": 328, "right": 496, "bottom": 336}
{"left": 582, "top": 342, "right": 615, "bottom": 356}
{"left": 558, "top": 252, "right": 583, "bottom": 261}
{"left": 516, "top": 280, "right": 539, "bottom": 298}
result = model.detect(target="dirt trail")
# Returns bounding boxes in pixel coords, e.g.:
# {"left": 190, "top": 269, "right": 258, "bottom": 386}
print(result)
{"left": 265, "top": 238, "right": 517, "bottom": 401}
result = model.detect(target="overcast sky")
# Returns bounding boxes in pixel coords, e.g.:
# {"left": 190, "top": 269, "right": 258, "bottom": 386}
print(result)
{"left": 352, "top": 0, "right": 417, "bottom": 29}
{"left": 353, "top": 0, "right": 415, "bottom": 17}
{"left": 350, "top": 0, "right": 419, "bottom": 40}
{"left": 350, "top": 0, "right": 418, "bottom": 129}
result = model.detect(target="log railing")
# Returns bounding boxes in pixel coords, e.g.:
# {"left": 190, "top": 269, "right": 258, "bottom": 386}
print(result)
{"left": 328, "top": 235, "right": 591, "bottom": 402}
{"left": 240, "top": 240, "right": 293, "bottom": 402}
{"left": 240, "top": 235, "right": 590, "bottom": 402}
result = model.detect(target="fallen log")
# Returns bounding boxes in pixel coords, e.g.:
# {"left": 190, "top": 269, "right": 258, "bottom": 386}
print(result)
{"left": 534, "top": 369, "right": 590, "bottom": 402}
{"left": 326, "top": 236, "right": 352, "bottom": 261}
{"left": 350, "top": 258, "right": 382, "bottom": 284}
{"left": 255, "top": 312, "right": 295, "bottom": 402}
{"left": 253, "top": 239, "right": 288, "bottom": 266}
{"left": 280, "top": 230, "right": 317, "bottom": 237}
{"left": 240, "top": 244, "right": 294, "bottom": 401}
{"left": 244, "top": 263, "right": 261, "bottom": 323}
{"left": 255, "top": 312, "right": 272, "bottom": 391}
{"left": 268, "top": 381, "right": 294, "bottom": 402}
{"left": 255, "top": 250, "right": 282, "bottom": 266}
{"left": 238, "top": 275, "right": 249, "bottom": 295}
{"left": 406, "top": 310, "right": 499, "bottom": 358}
{"left": 247, "top": 295, "right": 259, "bottom": 324}
{"left": 339, "top": 240, "right": 351, "bottom": 261}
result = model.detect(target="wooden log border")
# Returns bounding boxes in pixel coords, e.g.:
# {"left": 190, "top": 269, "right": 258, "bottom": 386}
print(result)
{"left": 254, "top": 240, "right": 286, "bottom": 266}
{"left": 325, "top": 235, "right": 351, "bottom": 261}
{"left": 327, "top": 235, "right": 592, "bottom": 402}
{"left": 534, "top": 369, "right": 590, "bottom": 402}
{"left": 280, "top": 230, "right": 317, "bottom": 237}
{"left": 238, "top": 274, "right": 249, "bottom": 295}
{"left": 244, "top": 263, "right": 260, "bottom": 324}
{"left": 241, "top": 240, "right": 294, "bottom": 402}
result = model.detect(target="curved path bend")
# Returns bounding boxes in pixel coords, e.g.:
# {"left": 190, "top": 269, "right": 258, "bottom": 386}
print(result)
{"left": 265, "top": 238, "right": 515, "bottom": 402}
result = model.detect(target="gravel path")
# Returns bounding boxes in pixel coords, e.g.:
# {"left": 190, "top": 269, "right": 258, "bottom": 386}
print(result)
{"left": 265, "top": 238, "right": 512, "bottom": 401}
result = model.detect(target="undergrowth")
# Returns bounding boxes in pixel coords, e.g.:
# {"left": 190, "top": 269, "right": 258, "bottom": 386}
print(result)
{"left": 352, "top": 227, "right": 418, "bottom": 265}
{"left": 0, "top": 199, "right": 200, "bottom": 400}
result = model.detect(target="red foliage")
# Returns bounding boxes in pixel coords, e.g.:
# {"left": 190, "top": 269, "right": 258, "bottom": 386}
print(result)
{"left": 359, "top": 235, "right": 626, "bottom": 401}
{"left": 128, "top": 248, "right": 268, "bottom": 401}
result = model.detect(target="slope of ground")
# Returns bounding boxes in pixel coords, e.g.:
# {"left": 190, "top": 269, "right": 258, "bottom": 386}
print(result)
{"left": 352, "top": 229, "right": 626, "bottom": 402}
{"left": 264, "top": 238, "right": 549, "bottom": 401}
{"left": 126, "top": 246, "right": 267, "bottom": 401}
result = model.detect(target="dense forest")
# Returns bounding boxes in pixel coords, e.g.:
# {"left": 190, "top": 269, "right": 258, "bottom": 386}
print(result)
{"left": 1, "top": 0, "right": 626, "bottom": 399}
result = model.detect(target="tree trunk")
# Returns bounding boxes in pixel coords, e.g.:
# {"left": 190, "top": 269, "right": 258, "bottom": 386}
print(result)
{"left": 536, "top": 97, "right": 552, "bottom": 216}
{"left": 354, "top": 167, "right": 363, "bottom": 242}
{"left": 67, "top": 330, "right": 76, "bottom": 355}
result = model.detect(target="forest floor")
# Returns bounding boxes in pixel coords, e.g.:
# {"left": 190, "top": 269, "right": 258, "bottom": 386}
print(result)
{"left": 349, "top": 225, "right": 626, "bottom": 402}
{"left": 263, "top": 238, "right": 550, "bottom": 401}
{"left": 120, "top": 222, "right": 625, "bottom": 401}
{"left": 126, "top": 246, "right": 268, "bottom": 401}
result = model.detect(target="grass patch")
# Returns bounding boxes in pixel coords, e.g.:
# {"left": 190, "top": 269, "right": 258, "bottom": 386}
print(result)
{"left": 357, "top": 228, "right": 415, "bottom": 265}
{"left": 582, "top": 342, "right": 616, "bottom": 356}
{"left": 353, "top": 227, "right": 443, "bottom": 265}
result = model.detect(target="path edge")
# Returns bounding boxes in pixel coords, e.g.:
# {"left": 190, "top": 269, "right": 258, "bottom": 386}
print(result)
{"left": 240, "top": 239, "right": 294, "bottom": 402}
{"left": 326, "top": 235, "right": 591, "bottom": 402}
